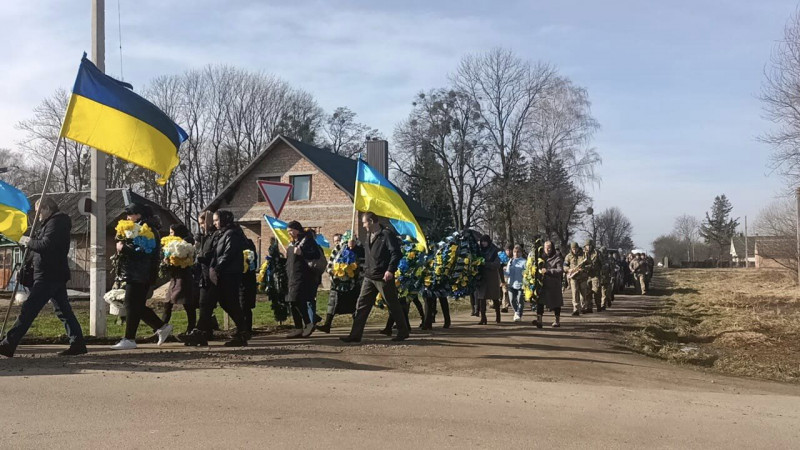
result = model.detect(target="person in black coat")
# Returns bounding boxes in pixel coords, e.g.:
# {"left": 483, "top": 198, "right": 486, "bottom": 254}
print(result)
{"left": 111, "top": 203, "right": 173, "bottom": 350}
{"left": 0, "top": 197, "right": 87, "bottom": 357}
{"left": 239, "top": 238, "right": 258, "bottom": 338}
{"left": 285, "top": 220, "right": 322, "bottom": 338}
{"left": 341, "top": 212, "right": 408, "bottom": 343}
{"left": 160, "top": 223, "right": 197, "bottom": 335}
{"left": 185, "top": 210, "right": 249, "bottom": 347}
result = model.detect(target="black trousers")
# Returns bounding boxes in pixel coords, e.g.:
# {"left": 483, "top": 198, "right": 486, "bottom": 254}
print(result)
{"left": 536, "top": 304, "right": 562, "bottom": 317}
{"left": 197, "top": 273, "right": 246, "bottom": 336}
{"left": 124, "top": 281, "right": 164, "bottom": 340}
{"left": 348, "top": 277, "right": 408, "bottom": 340}
{"left": 424, "top": 295, "right": 450, "bottom": 328}
{"left": 290, "top": 298, "right": 311, "bottom": 329}
{"left": 162, "top": 303, "right": 197, "bottom": 332}
{"left": 470, "top": 293, "right": 477, "bottom": 314}
{"left": 3, "top": 280, "right": 85, "bottom": 348}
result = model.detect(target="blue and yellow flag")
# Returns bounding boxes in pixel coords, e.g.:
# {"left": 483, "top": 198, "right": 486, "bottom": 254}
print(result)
{"left": 60, "top": 54, "right": 188, "bottom": 185}
{"left": 264, "top": 215, "right": 332, "bottom": 257}
{"left": 354, "top": 159, "right": 427, "bottom": 251}
{"left": 0, "top": 180, "right": 31, "bottom": 242}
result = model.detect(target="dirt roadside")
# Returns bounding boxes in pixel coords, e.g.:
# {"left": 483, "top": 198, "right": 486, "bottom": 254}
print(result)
{"left": 1, "top": 286, "right": 799, "bottom": 448}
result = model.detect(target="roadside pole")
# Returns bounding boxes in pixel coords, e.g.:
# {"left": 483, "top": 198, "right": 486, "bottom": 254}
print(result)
{"left": 90, "top": 0, "right": 107, "bottom": 336}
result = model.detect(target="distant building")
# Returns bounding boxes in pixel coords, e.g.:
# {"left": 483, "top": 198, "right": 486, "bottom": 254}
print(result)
{"left": 205, "top": 135, "right": 430, "bottom": 258}
{"left": 0, "top": 236, "right": 20, "bottom": 289}
{"left": 730, "top": 235, "right": 796, "bottom": 269}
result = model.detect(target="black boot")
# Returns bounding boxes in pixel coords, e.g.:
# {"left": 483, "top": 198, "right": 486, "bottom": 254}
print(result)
{"left": 224, "top": 333, "right": 248, "bottom": 347}
{"left": 317, "top": 314, "right": 334, "bottom": 334}
{"left": 58, "top": 341, "right": 88, "bottom": 356}
{"left": 184, "top": 329, "right": 209, "bottom": 347}
{"left": 0, "top": 341, "right": 15, "bottom": 358}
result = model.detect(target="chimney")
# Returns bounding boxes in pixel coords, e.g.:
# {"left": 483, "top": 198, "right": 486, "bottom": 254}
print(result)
{"left": 365, "top": 138, "right": 389, "bottom": 178}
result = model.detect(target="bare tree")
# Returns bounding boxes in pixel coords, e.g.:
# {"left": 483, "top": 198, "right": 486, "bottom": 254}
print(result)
{"left": 593, "top": 207, "right": 635, "bottom": 250}
{"left": 452, "top": 48, "right": 556, "bottom": 244}
{"left": 761, "top": 9, "right": 800, "bottom": 188}
{"left": 673, "top": 214, "right": 700, "bottom": 261}
{"left": 322, "top": 107, "right": 378, "bottom": 158}
{"left": 393, "top": 89, "right": 491, "bottom": 231}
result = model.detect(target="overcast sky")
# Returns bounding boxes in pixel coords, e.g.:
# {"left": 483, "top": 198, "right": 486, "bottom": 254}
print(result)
{"left": 2, "top": 1, "right": 797, "bottom": 248}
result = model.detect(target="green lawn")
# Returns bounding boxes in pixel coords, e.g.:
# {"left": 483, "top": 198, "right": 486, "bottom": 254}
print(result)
{"left": 8, "top": 291, "right": 448, "bottom": 340}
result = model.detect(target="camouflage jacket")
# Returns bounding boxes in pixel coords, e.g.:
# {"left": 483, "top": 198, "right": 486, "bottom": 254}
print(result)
{"left": 583, "top": 249, "right": 602, "bottom": 278}
{"left": 600, "top": 254, "right": 614, "bottom": 280}
{"left": 564, "top": 252, "right": 587, "bottom": 280}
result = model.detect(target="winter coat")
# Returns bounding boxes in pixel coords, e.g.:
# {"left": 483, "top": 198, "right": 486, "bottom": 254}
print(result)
{"left": 166, "top": 266, "right": 195, "bottom": 305}
{"left": 476, "top": 243, "right": 503, "bottom": 300}
{"left": 363, "top": 226, "right": 402, "bottom": 281}
{"left": 119, "top": 218, "right": 161, "bottom": 285}
{"left": 211, "top": 225, "right": 247, "bottom": 276}
{"left": 540, "top": 249, "right": 564, "bottom": 308}
{"left": 286, "top": 231, "right": 322, "bottom": 303}
{"left": 27, "top": 212, "right": 71, "bottom": 283}
{"left": 196, "top": 231, "right": 215, "bottom": 288}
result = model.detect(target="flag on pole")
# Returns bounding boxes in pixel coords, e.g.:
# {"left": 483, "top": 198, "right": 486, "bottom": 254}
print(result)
{"left": 60, "top": 54, "right": 188, "bottom": 185}
{"left": 264, "top": 215, "right": 332, "bottom": 257}
{"left": 0, "top": 180, "right": 31, "bottom": 242}
{"left": 354, "top": 159, "right": 427, "bottom": 250}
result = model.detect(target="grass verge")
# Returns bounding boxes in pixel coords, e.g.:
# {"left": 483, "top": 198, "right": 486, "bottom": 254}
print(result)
{"left": 623, "top": 268, "right": 800, "bottom": 383}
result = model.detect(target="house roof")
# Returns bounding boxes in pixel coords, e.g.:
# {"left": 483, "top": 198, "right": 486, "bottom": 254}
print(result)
{"left": 754, "top": 236, "right": 796, "bottom": 260}
{"left": 730, "top": 235, "right": 756, "bottom": 258}
{"left": 30, "top": 189, "right": 182, "bottom": 234}
{"left": 206, "top": 135, "right": 431, "bottom": 220}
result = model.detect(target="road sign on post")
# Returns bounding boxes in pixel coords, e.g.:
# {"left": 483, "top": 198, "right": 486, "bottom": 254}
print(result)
{"left": 256, "top": 180, "right": 292, "bottom": 218}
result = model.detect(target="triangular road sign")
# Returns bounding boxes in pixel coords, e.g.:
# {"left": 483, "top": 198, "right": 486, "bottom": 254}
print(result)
{"left": 257, "top": 180, "right": 293, "bottom": 218}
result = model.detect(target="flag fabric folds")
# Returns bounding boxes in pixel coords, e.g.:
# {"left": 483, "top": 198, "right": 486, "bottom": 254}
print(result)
{"left": 354, "top": 159, "right": 427, "bottom": 251}
{"left": 0, "top": 180, "right": 31, "bottom": 242}
{"left": 264, "top": 215, "right": 332, "bottom": 258}
{"left": 60, "top": 54, "right": 188, "bottom": 185}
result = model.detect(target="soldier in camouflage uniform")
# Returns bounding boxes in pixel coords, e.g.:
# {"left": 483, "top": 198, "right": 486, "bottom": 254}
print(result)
{"left": 582, "top": 239, "right": 603, "bottom": 313}
{"left": 599, "top": 246, "right": 613, "bottom": 310}
{"left": 563, "top": 242, "right": 588, "bottom": 316}
{"left": 629, "top": 253, "right": 648, "bottom": 295}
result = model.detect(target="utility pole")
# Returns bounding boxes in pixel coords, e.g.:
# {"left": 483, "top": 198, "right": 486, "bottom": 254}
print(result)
{"left": 90, "top": 0, "right": 107, "bottom": 336}
{"left": 744, "top": 216, "right": 749, "bottom": 269}
{"left": 796, "top": 188, "right": 800, "bottom": 285}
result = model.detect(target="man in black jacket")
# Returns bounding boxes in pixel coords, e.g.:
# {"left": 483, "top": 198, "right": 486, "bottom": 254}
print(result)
{"left": 341, "top": 212, "right": 408, "bottom": 343}
{"left": 0, "top": 197, "right": 87, "bottom": 357}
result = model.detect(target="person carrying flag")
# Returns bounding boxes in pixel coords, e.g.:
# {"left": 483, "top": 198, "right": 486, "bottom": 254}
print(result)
{"left": 0, "top": 197, "right": 87, "bottom": 357}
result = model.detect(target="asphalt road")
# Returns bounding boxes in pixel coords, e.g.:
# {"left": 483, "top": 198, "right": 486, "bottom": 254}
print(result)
{"left": 1, "top": 291, "right": 798, "bottom": 449}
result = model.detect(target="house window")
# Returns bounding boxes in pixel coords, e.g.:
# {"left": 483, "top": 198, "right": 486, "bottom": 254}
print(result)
{"left": 257, "top": 176, "right": 281, "bottom": 202}
{"left": 290, "top": 175, "right": 311, "bottom": 201}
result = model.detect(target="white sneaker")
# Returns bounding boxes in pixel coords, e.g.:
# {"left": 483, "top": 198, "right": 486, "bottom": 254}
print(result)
{"left": 156, "top": 323, "right": 174, "bottom": 346}
{"left": 286, "top": 329, "right": 303, "bottom": 338}
{"left": 301, "top": 322, "right": 315, "bottom": 337}
{"left": 110, "top": 339, "right": 137, "bottom": 350}
{"left": 513, "top": 313, "right": 521, "bottom": 322}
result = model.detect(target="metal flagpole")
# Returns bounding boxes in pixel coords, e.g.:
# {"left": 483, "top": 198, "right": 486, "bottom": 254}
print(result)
{"left": 1, "top": 137, "right": 63, "bottom": 338}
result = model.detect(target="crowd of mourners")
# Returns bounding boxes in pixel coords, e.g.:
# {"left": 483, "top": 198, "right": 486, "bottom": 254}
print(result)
{"left": 0, "top": 200, "right": 656, "bottom": 358}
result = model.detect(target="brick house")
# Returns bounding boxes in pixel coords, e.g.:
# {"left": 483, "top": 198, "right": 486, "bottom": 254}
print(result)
{"left": 205, "top": 135, "right": 429, "bottom": 258}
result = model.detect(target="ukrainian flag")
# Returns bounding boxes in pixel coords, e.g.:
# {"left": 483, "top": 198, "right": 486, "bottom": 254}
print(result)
{"left": 60, "top": 54, "right": 188, "bottom": 185}
{"left": 354, "top": 159, "right": 427, "bottom": 250}
{"left": 0, "top": 180, "right": 31, "bottom": 242}
{"left": 264, "top": 215, "right": 332, "bottom": 257}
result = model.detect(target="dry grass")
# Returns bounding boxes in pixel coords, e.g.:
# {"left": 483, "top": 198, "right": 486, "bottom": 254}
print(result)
{"left": 624, "top": 268, "right": 800, "bottom": 383}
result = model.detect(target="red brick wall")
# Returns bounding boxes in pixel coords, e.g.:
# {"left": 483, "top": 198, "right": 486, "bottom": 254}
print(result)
{"left": 215, "top": 141, "right": 355, "bottom": 258}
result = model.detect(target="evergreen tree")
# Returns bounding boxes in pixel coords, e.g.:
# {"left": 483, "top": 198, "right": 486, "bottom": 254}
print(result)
{"left": 699, "top": 194, "right": 739, "bottom": 264}
{"left": 404, "top": 145, "right": 454, "bottom": 243}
